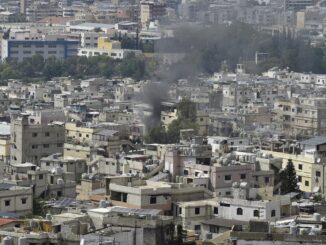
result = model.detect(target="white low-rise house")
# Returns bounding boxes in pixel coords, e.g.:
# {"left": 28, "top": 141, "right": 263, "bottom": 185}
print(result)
{"left": 175, "top": 182, "right": 291, "bottom": 233}
{"left": 78, "top": 47, "right": 142, "bottom": 59}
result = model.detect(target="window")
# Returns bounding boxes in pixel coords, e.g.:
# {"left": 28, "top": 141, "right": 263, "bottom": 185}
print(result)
{"left": 240, "top": 174, "right": 246, "bottom": 179}
{"left": 265, "top": 177, "right": 270, "bottom": 184}
{"left": 179, "top": 207, "right": 182, "bottom": 214}
{"left": 39, "top": 174, "right": 43, "bottom": 180}
{"left": 4, "top": 200, "right": 10, "bottom": 206}
{"left": 298, "top": 176, "right": 302, "bottom": 182}
{"left": 220, "top": 202, "right": 230, "bottom": 207}
{"left": 271, "top": 210, "right": 276, "bottom": 217}
{"left": 21, "top": 198, "right": 27, "bottom": 204}
{"left": 32, "top": 133, "right": 38, "bottom": 137}
{"left": 32, "top": 145, "right": 38, "bottom": 149}
{"left": 183, "top": 169, "right": 189, "bottom": 175}
{"left": 195, "top": 207, "right": 200, "bottom": 215}
{"left": 213, "top": 207, "right": 218, "bottom": 214}
{"left": 45, "top": 132, "right": 50, "bottom": 137}
{"left": 224, "top": 175, "right": 231, "bottom": 181}
{"left": 253, "top": 210, "right": 259, "bottom": 217}
{"left": 298, "top": 164, "right": 303, "bottom": 170}
{"left": 225, "top": 191, "right": 231, "bottom": 196}
{"left": 316, "top": 171, "right": 321, "bottom": 177}
{"left": 43, "top": 144, "right": 49, "bottom": 148}
{"left": 46, "top": 162, "right": 50, "bottom": 166}
{"left": 305, "top": 181, "right": 309, "bottom": 186}
{"left": 237, "top": 208, "right": 243, "bottom": 215}
{"left": 57, "top": 191, "right": 62, "bottom": 197}
{"left": 150, "top": 196, "right": 157, "bottom": 204}
{"left": 194, "top": 225, "right": 201, "bottom": 231}
{"left": 209, "top": 225, "right": 219, "bottom": 233}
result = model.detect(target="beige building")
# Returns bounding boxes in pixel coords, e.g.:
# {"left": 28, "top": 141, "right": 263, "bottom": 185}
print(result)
{"left": 263, "top": 136, "right": 326, "bottom": 196}
{"left": 10, "top": 114, "right": 65, "bottom": 164}
{"left": 273, "top": 97, "right": 326, "bottom": 137}
{"left": 106, "top": 177, "right": 211, "bottom": 215}
{"left": 140, "top": 1, "right": 166, "bottom": 28}
{"left": 0, "top": 135, "right": 10, "bottom": 164}
{"left": 0, "top": 183, "right": 32, "bottom": 215}
{"left": 65, "top": 122, "right": 98, "bottom": 144}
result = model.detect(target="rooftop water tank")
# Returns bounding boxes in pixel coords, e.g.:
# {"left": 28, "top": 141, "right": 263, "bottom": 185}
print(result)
{"left": 3, "top": 236, "right": 13, "bottom": 245}
{"left": 290, "top": 226, "right": 297, "bottom": 235}
{"left": 313, "top": 213, "right": 321, "bottom": 221}
{"left": 18, "top": 237, "right": 27, "bottom": 245}
{"left": 99, "top": 200, "right": 108, "bottom": 208}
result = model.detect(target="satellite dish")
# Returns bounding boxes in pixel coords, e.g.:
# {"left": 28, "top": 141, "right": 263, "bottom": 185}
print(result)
{"left": 317, "top": 158, "right": 321, "bottom": 163}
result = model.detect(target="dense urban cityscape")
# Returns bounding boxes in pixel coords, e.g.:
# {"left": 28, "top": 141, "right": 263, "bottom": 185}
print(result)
{"left": 0, "top": 0, "right": 326, "bottom": 244}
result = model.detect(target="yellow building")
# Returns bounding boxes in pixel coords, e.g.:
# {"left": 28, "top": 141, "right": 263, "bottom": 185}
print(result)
{"left": 263, "top": 149, "right": 326, "bottom": 196}
{"left": 65, "top": 122, "right": 98, "bottom": 144}
{"left": 0, "top": 136, "right": 10, "bottom": 163}
{"left": 64, "top": 143, "right": 92, "bottom": 162}
{"left": 97, "top": 37, "right": 121, "bottom": 50}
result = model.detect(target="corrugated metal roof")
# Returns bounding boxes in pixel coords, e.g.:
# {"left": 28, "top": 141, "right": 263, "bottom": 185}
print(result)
{"left": 301, "top": 136, "right": 326, "bottom": 146}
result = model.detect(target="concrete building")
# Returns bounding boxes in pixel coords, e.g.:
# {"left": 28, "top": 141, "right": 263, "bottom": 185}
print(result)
{"left": 10, "top": 114, "right": 65, "bottom": 164}
{"left": 40, "top": 153, "right": 87, "bottom": 182}
{"left": 106, "top": 177, "right": 212, "bottom": 215}
{"left": 140, "top": 1, "right": 166, "bottom": 29}
{"left": 0, "top": 182, "right": 32, "bottom": 215}
{"left": 7, "top": 162, "right": 76, "bottom": 198}
{"left": 86, "top": 206, "right": 174, "bottom": 245}
{"left": 175, "top": 185, "right": 291, "bottom": 232}
{"left": 205, "top": 218, "right": 326, "bottom": 245}
{"left": 273, "top": 97, "right": 326, "bottom": 137}
{"left": 262, "top": 136, "right": 326, "bottom": 197}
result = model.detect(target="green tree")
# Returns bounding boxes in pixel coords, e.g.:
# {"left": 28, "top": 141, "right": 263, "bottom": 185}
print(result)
{"left": 177, "top": 97, "right": 197, "bottom": 121}
{"left": 280, "top": 159, "right": 299, "bottom": 195}
{"left": 33, "top": 198, "right": 46, "bottom": 217}
{"left": 145, "top": 125, "right": 167, "bottom": 144}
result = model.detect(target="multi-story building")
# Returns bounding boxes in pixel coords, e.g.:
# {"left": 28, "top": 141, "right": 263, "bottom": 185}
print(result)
{"left": 140, "top": 1, "right": 166, "bottom": 29}
{"left": 0, "top": 182, "right": 32, "bottom": 215}
{"left": 1, "top": 38, "right": 79, "bottom": 61}
{"left": 175, "top": 184, "right": 291, "bottom": 232}
{"left": 26, "top": 1, "right": 62, "bottom": 22}
{"left": 10, "top": 114, "right": 65, "bottom": 164}
{"left": 8, "top": 161, "right": 76, "bottom": 198}
{"left": 263, "top": 136, "right": 326, "bottom": 197}
{"left": 273, "top": 97, "right": 326, "bottom": 137}
{"left": 40, "top": 153, "right": 87, "bottom": 181}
